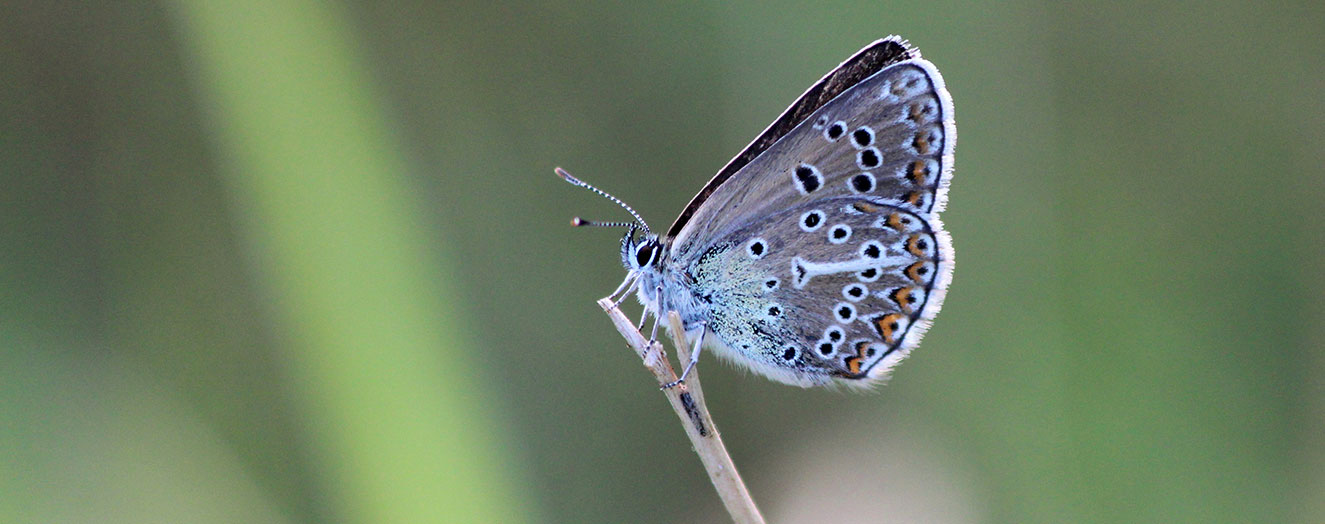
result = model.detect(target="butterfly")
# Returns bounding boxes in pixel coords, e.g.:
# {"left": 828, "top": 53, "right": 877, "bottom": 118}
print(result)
{"left": 560, "top": 37, "right": 954, "bottom": 387}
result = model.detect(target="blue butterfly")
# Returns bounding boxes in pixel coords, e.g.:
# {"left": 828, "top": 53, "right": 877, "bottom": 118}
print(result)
{"left": 562, "top": 37, "right": 954, "bottom": 387}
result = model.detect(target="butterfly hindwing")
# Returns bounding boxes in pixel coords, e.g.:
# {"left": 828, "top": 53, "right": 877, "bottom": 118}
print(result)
{"left": 685, "top": 196, "right": 946, "bottom": 385}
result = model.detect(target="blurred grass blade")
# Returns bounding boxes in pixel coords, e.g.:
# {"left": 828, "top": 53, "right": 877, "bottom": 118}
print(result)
{"left": 171, "top": 1, "right": 531, "bottom": 522}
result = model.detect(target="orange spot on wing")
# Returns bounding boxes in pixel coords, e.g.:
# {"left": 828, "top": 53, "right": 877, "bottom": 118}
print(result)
{"left": 908, "top": 161, "right": 930, "bottom": 184}
{"left": 852, "top": 201, "right": 880, "bottom": 213}
{"left": 845, "top": 356, "right": 862, "bottom": 375}
{"left": 874, "top": 313, "right": 903, "bottom": 343}
{"left": 906, "top": 262, "right": 930, "bottom": 284}
{"left": 906, "top": 234, "right": 927, "bottom": 256}
{"left": 889, "top": 287, "right": 916, "bottom": 313}
{"left": 884, "top": 213, "right": 905, "bottom": 230}
{"left": 908, "top": 102, "right": 925, "bottom": 120}
{"left": 913, "top": 132, "right": 930, "bottom": 154}
{"left": 846, "top": 341, "right": 874, "bottom": 375}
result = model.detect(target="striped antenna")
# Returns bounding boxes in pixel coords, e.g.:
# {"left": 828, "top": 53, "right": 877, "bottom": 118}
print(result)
{"left": 556, "top": 167, "right": 651, "bottom": 235}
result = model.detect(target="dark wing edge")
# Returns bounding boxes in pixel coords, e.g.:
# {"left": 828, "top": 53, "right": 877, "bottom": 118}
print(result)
{"left": 665, "top": 37, "right": 919, "bottom": 239}
{"left": 859, "top": 58, "right": 957, "bottom": 385}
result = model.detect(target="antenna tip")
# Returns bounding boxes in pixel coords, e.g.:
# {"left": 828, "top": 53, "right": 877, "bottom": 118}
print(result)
{"left": 554, "top": 167, "right": 579, "bottom": 185}
{"left": 570, "top": 216, "right": 584, "bottom": 227}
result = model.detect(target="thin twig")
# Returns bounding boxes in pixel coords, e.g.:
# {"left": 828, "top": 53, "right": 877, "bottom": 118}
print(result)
{"left": 597, "top": 298, "right": 765, "bottom": 524}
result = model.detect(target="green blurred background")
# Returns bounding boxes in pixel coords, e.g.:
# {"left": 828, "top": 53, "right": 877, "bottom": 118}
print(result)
{"left": 2, "top": 1, "right": 1321, "bottom": 523}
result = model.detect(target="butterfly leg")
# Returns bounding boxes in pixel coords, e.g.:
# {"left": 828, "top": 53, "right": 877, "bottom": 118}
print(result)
{"left": 662, "top": 322, "right": 706, "bottom": 389}
{"left": 646, "top": 284, "right": 664, "bottom": 344}
{"left": 636, "top": 307, "right": 649, "bottom": 332}
{"left": 607, "top": 272, "right": 640, "bottom": 309}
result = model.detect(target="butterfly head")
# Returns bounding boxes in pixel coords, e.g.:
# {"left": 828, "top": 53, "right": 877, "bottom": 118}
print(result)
{"left": 557, "top": 166, "right": 664, "bottom": 273}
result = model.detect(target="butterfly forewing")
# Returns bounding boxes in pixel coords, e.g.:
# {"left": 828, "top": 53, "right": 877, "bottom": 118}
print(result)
{"left": 665, "top": 38, "right": 916, "bottom": 240}
{"left": 670, "top": 59, "right": 953, "bottom": 260}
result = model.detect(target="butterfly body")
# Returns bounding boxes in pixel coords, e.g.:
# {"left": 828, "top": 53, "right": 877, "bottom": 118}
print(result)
{"left": 598, "top": 37, "right": 954, "bottom": 387}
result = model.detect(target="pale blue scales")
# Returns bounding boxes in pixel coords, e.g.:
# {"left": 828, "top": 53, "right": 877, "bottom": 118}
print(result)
{"left": 562, "top": 37, "right": 955, "bottom": 387}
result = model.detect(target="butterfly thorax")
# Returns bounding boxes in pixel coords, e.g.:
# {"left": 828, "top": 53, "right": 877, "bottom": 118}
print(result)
{"left": 623, "top": 233, "right": 712, "bottom": 332}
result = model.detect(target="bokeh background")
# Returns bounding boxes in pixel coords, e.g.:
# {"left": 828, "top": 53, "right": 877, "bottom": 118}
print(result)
{"left": 3, "top": 1, "right": 1322, "bottom": 523}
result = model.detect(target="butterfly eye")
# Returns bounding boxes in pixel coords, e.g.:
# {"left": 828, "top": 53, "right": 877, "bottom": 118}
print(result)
{"left": 634, "top": 242, "right": 654, "bottom": 267}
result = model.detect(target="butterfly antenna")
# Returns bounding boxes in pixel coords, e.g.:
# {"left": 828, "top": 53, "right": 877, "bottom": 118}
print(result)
{"left": 571, "top": 217, "right": 637, "bottom": 229}
{"left": 556, "top": 167, "right": 651, "bottom": 235}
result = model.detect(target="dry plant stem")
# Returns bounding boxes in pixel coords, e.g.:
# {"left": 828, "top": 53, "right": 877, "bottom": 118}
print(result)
{"left": 597, "top": 298, "right": 766, "bottom": 524}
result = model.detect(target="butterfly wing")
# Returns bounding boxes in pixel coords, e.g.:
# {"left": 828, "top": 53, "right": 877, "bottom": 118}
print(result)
{"left": 668, "top": 39, "right": 954, "bottom": 262}
{"left": 665, "top": 37, "right": 916, "bottom": 241}
{"left": 685, "top": 195, "right": 949, "bottom": 385}
{"left": 667, "top": 39, "right": 955, "bottom": 385}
